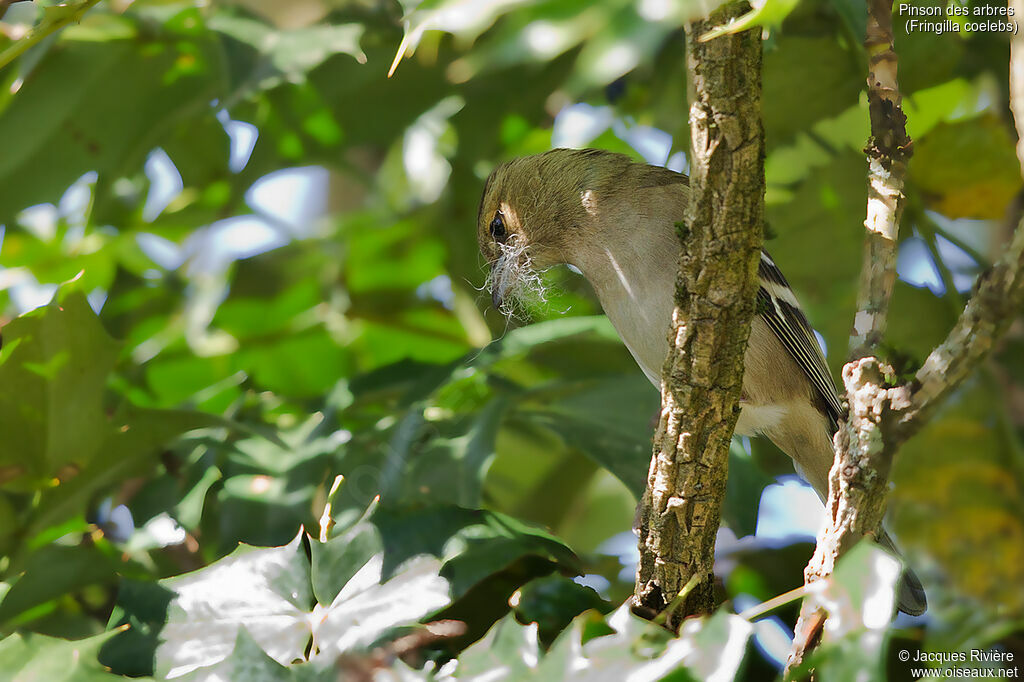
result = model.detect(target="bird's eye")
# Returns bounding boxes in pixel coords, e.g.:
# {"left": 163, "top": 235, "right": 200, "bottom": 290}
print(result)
{"left": 489, "top": 212, "right": 506, "bottom": 240}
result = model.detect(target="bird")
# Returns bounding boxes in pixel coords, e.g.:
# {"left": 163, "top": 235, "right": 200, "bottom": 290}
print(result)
{"left": 476, "top": 147, "right": 927, "bottom": 616}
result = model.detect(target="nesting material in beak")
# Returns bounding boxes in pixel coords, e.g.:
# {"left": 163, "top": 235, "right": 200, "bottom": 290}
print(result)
{"left": 484, "top": 235, "right": 548, "bottom": 317}
{"left": 490, "top": 265, "right": 503, "bottom": 310}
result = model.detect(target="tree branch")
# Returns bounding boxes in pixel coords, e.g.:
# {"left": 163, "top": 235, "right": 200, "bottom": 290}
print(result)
{"left": 788, "top": 0, "right": 1024, "bottom": 673}
{"left": 897, "top": 222, "right": 1024, "bottom": 439}
{"left": 787, "top": 0, "right": 911, "bottom": 672}
{"left": 632, "top": 1, "right": 764, "bottom": 630}
{"left": 849, "top": 0, "right": 912, "bottom": 359}
{"left": 895, "top": 0, "right": 1024, "bottom": 438}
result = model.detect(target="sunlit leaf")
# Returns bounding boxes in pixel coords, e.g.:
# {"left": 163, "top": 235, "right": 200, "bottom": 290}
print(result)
{"left": 0, "top": 30, "right": 225, "bottom": 224}
{"left": 156, "top": 531, "right": 313, "bottom": 678}
{"left": 0, "top": 293, "right": 117, "bottom": 486}
{"left": 700, "top": 0, "right": 799, "bottom": 41}
{"left": 0, "top": 629, "right": 130, "bottom": 682}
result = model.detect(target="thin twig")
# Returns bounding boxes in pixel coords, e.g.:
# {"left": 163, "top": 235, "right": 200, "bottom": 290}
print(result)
{"left": 739, "top": 585, "right": 808, "bottom": 621}
{"left": 0, "top": 0, "right": 100, "bottom": 72}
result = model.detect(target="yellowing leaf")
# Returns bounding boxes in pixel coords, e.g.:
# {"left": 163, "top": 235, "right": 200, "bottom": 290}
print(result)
{"left": 909, "top": 116, "right": 1021, "bottom": 219}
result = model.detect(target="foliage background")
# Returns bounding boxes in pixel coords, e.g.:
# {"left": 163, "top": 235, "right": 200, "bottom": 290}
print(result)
{"left": 0, "top": 0, "right": 1022, "bottom": 679}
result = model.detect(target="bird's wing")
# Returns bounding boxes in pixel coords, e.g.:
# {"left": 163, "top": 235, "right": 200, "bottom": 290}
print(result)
{"left": 756, "top": 251, "right": 843, "bottom": 430}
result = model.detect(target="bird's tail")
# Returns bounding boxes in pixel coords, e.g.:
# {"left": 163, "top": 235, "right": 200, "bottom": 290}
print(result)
{"left": 877, "top": 529, "right": 928, "bottom": 616}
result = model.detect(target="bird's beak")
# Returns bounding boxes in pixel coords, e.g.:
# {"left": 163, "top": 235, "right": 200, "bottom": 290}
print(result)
{"left": 490, "top": 263, "right": 503, "bottom": 310}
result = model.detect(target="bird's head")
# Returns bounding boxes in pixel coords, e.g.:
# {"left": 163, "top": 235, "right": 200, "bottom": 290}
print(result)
{"left": 477, "top": 149, "right": 631, "bottom": 314}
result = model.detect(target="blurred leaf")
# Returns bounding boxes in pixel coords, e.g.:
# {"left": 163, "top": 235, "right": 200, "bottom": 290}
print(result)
{"left": 212, "top": 416, "right": 337, "bottom": 548}
{"left": 458, "top": 601, "right": 750, "bottom": 680}
{"left": 725, "top": 540, "right": 814, "bottom": 606}
{"left": 903, "top": 78, "right": 993, "bottom": 140}
{"left": 234, "top": 327, "right": 349, "bottom": 398}
{"left": 474, "top": 317, "right": 623, "bottom": 366}
{"left": 385, "top": 397, "right": 508, "bottom": 507}
{"left": 516, "top": 374, "right": 658, "bottom": 496}
{"left": 886, "top": 280, "right": 954, "bottom": 362}
{"left": 0, "top": 545, "right": 126, "bottom": 627}
{"left": 723, "top": 442, "right": 775, "bottom": 538}
{"left": 827, "top": 0, "right": 866, "bottom": 43}
{"left": 910, "top": 116, "right": 1021, "bottom": 219}
{"left": 389, "top": 0, "right": 538, "bottom": 77}
{"left": 762, "top": 37, "right": 862, "bottom": 148}
{"left": 892, "top": 0, "right": 963, "bottom": 95}
{"left": 796, "top": 543, "right": 901, "bottom": 682}
{"left": 890, "top": 381, "right": 1024, "bottom": 614}
{"left": 0, "top": 494, "right": 14, "bottom": 553}
{"left": 767, "top": 150, "right": 867, "bottom": 376}
{"left": 0, "top": 31, "right": 225, "bottom": 224}
{"left": 453, "top": 612, "right": 541, "bottom": 679}
{"left": 210, "top": 15, "right": 365, "bottom": 92}
{"left": 26, "top": 406, "right": 226, "bottom": 539}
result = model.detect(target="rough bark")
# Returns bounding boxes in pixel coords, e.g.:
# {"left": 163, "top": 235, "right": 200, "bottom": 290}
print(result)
{"left": 787, "top": 0, "right": 911, "bottom": 672}
{"left": 849, "top": 0, "right": 912, "bottom": 359}
{"left": 633, "top": 1, "right": 764, "bottom": 630}
{"left": 788, "top": 0, "right": 1024, "bottom": 673}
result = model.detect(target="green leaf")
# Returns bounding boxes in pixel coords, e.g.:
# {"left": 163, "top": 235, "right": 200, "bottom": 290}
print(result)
{"left": 156, "top": 521, "right": 452, "bottom": 677}
{"left": 474, "top": 316, "right": 622, "bottom": 366}
{"left": 369, "top": 504, "right": 581, "bottom": 598}
{"left": 453, "top": 612, "right": 541, "bottom": 679}
{"left": 0, "top": 628, "right": 133, "bottom": 682}
{"left": 0, "top": 544, "right": 124, "bottom": 627}
{"left": 100, "top": 579, "right": 176, "bottom": 678}
{"left": 378, "top": 396, "right": 508, "bottom": 508}
{"left": 799, "top": 542, "right": 901, "bottom": 682}
{"left": 0, "top": 33, "right": 225, "bottom": 224}
{"left": 723, "top": 441, "right": 775, "bottom": 538}
{"left": 388, "top": 0, "right": 539, "bottom": 77}
{"left": 155, "top": 531, "right": 314, "bottom": 679}
{"left": 513, "top": 574, "right": 611, "bottom": 647}
{"left": 516, "top": 374, "right": 658, "bottom": 497}
{"left": 174, "top": 628, "right": 298, "bottom": 682}
{"left": 209, "top": 15, "right": 365, "bottom": 91}
{"left": 310, "top": 510, "right": 384, "bottom": 607}
{"left": 213, "top": 416, "right": 337, "bottom": 548}
{"left": 909, "top": 115, "right": 1022, "bottom": 219}
{"left": 26, "top": 406, "right": 226, "bottom": 538}
{"left": 890, "top": 381, "right": 1024, "bottom": 614}
{"left": 233, "top": 329, "right": 350, "bottom": 398}
{"left": 827, "top": 0, "right": 866, "bottom": 43}
{"left": 0, "top": 293, "right": 118, "bottom": 487}
{"left": 458, "top": 601, "right": 751, "bottom": 681}
{"left": 700, "top": 0, "right": 801, "bottom": 41}
{"left": 762, "top": 37, "right": 863, "bottom": 148}
{"left": 311, "top": 553, "right": 449, "bottom": 659}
